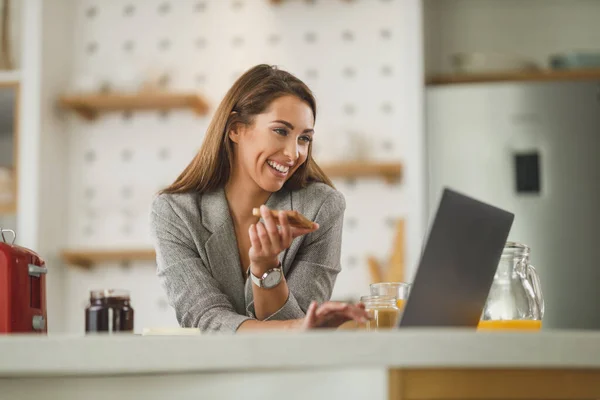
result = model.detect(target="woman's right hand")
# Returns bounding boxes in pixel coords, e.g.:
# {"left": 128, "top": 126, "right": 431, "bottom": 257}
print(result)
{"left": 296, "top": 301, "right": 369, "bottom": 329}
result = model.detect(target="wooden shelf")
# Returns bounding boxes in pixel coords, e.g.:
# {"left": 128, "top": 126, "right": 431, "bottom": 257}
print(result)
{"left": 61, "top": 249, "right": 156, "bottom": 268}
{"left": 59, "top": 92, "right": 209, "bottom": 120}
{"left": 0, "top": 201, "right": 16, "bottom": 215}
{"left": 320, "top": 162, "right": 402, "bottom": 184}
{"left": 426, "top": 68, "right": 600, "bottom": 86}
{"left": 0, "top": 70, "right": 20, "bottom": 86}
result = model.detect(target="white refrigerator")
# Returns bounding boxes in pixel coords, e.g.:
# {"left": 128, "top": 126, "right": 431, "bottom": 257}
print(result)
{"left": 426, "top": 80, "right": 600, "bottom": 330}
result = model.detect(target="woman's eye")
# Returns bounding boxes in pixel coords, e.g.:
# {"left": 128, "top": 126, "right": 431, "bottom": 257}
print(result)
{"left": 299, "top": 135, "right": 313, "bottom": 144}
{"left": 274, "top": 128, "right": 288, "bottom": 136}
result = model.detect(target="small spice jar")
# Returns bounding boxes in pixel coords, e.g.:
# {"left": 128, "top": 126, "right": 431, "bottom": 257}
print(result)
{"left": 85, "top": 289, "right": 134, "bottom": 333}
{"left": 360, "top": 295, "right": 400, "bottom": 330}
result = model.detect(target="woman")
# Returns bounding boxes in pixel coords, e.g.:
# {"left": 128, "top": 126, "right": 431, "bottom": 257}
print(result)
{"left": 150, "top": 64, "right": 368, "bottom": 332}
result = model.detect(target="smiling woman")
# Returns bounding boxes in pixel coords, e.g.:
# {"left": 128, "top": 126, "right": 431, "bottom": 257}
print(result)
{"left": 150, "top": 64, "right": 368, "bottom": 333}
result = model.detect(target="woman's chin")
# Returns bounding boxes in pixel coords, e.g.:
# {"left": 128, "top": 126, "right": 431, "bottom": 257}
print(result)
{"left": 257, "top": 176, "right": 287, "bottom": 192}
{"left": 259, "top": 181, "right": 285, "bottom": 193}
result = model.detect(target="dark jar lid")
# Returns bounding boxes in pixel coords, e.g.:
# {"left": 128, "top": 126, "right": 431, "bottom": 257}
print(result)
{"left": 89, "top": 289, "right": 131, "bottom": 302}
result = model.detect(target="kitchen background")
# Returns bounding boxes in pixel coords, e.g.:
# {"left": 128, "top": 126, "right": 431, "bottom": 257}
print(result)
{"left": 1, "top": 0, "right": 599, "bottom": 333}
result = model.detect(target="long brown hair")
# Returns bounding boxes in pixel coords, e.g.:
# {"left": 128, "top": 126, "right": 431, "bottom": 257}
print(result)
{"left": 161, "top": 64, "right": 333, "bottom": 195}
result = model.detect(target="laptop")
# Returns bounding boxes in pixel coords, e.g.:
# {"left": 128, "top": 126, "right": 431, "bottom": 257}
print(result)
{"left": 398, "top": 188, "right": 514, "bottom": 328}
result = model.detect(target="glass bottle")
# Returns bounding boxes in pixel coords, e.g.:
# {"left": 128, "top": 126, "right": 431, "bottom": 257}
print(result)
{"left": 85, "top": 289, "right": 134, "bottom": 333}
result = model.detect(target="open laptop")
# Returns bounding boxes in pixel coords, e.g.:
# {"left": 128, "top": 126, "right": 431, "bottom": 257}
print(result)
{"left": 398, "top": 188, "right": 514, "bottom": 328}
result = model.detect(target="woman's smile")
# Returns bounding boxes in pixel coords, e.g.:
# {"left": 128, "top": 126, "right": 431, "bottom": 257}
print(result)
{"left": 266, "top": 159, "right": 292, "bottom": 178}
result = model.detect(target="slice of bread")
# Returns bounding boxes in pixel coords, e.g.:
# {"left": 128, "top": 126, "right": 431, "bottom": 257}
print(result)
{"left": 252, "top": 208, "right": 315, "bottom": 229}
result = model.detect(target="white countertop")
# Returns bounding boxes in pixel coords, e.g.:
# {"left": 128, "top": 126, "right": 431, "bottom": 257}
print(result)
{"left": 1, "top": 329, "right": 600, "bottom": 377}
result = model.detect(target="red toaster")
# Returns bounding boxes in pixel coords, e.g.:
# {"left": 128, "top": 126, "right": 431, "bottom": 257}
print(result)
{"left": 0, "top": 228, "right": 47, "bottom": 334}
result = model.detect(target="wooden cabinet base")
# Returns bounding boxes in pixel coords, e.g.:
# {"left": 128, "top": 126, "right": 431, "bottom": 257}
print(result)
{"left": 389, "top": 368, "right": 600, "bottom": 400}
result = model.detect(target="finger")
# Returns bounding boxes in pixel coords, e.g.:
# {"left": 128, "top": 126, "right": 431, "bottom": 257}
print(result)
{"left": 339, "top": 303, "right": 370, "bottom": 321}
{"left": 315, "top": 302, "right": 348, "bottom": 318}
{"left": 347, "top": 305, "right": 371, "bottom": 323}
{"left": 314, "top": 307, "right": 353, "bottom": 329}
{"left": 260, "top": 205, "right": 281, "bottom": 252}
{"left": 279, "top": 212, "right": 292, "bottom": 249}
{"left": 325, "top": 315, "right": 353, "bottom": 329}
{"left": 317, "top": 303, "right": 352, "bottom": 321}
{"left": 256, "top": 222, "right": 272, "bottom": 254}
{"left": 318, "top": 303, "right": 369, "bottom": 323}
{"left": 302, "top": 301, "right": 318, "bottom": 330}
{"left": 248, "top": 224, "right": 262, "bottom": 253}
{"left": 322, "top": 303, "right": 371, "bottom": 328}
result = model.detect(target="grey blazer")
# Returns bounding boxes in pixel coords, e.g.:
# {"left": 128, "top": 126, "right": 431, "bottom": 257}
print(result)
{"left": 149, "top": 182, "right": 346, "bottom": 333}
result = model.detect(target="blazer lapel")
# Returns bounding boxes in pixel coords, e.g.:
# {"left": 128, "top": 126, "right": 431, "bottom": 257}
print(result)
{"left": 202, "top": 187, "right": 296, "bottom": 312}
{"left": 201, "top": 188, "right": 246, "bottom": 313}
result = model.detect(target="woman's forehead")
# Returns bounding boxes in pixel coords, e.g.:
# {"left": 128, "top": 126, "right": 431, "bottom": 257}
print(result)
{"left": 260, "top": 96, "right": 314, "bottom": 127}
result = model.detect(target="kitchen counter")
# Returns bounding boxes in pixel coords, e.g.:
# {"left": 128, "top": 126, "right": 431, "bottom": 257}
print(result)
{"left": 1, "top": 329, "right": 600, "bottom": 400}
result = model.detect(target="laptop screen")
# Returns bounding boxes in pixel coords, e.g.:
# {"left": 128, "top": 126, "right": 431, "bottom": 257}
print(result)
{"left": 398, "top": 188, "right": 514, "bottom": 328}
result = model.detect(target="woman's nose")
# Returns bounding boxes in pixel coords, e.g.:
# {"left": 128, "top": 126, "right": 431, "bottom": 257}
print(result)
{"left": 283, "top": 140, "right": 299, "bottom": 161}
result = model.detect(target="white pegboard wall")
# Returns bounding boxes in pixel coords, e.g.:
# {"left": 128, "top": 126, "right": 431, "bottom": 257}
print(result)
{"left": 63, "top": 0, "right": 420, "bottom": 331}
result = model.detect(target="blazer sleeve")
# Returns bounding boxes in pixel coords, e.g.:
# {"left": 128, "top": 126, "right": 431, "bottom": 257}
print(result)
{"left": 150, "top": 195, "right": 253, "bottom": 333}
{"left": 249, "top": 190, "right": 346, "bottom": 321}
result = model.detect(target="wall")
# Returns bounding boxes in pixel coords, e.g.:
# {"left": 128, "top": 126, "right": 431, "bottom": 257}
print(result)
{"left": 424, "top": 0, "right": 600, "bottom": 74}
{"left": 18, "top": 0, "right": 74, "bottom": 332}
{"left": 34, "top": 0, "right": 427, "bottom": 333}
{"left": 0, "top": 213, "right": 15, "bottom": 234}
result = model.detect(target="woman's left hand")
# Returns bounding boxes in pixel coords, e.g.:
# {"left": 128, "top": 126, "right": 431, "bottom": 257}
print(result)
{"left": 249, "top": 205, "right": 319, "bottom": 271}
{"left": 302, "top": 301, "right": 369, "bottom": 329}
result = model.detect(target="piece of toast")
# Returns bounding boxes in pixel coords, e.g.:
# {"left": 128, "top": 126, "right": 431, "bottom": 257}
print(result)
{"left": 252, "top": 208, "right": 315, "bottom": 229}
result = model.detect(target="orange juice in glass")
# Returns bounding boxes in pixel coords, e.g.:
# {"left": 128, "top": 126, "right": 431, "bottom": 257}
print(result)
{"left": 360, "top": 295, "right": 400, "bottom": 330}
{"left": 370, "top": 282, "right": 411, "bottom": 311}
{"left": 477, "top": 319, "right": 542, "bottom": 331}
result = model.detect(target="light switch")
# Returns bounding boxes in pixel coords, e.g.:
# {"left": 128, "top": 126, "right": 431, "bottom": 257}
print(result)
{"left": 514, "top": 152, "right": 541, "bottom": 194}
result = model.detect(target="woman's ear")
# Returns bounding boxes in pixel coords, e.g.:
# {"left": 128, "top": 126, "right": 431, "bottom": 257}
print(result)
{"left": 228, "top": 123, "right": 242, "bottom": 143}
{"left": 228, "top": 112, "right": 242, "bottom": 143}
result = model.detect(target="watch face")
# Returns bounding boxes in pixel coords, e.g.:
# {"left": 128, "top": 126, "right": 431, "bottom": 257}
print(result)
{"left": 263, "top": 269, "right": 282, "bottom": 289}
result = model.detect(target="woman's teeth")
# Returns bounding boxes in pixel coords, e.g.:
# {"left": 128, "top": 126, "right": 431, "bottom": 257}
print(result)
{"left": 267, "top": 160, "right": 290, "bottom": 174}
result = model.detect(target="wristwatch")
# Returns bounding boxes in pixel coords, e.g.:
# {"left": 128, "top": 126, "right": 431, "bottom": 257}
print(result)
{"left": 250, "top": 263, "right": 283, "bottom": 289}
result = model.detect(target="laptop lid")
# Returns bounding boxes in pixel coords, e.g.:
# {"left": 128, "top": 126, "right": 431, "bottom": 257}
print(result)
{"left": 398, "top": 188, "right": 514, "bottom": 328}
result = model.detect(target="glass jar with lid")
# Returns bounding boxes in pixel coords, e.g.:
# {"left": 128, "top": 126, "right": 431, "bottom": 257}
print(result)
{"left": 85, "top": 289, "right": 134, "bottom": 333}
{"left": 360, "top": 295, "right": 400, "bottom": 330}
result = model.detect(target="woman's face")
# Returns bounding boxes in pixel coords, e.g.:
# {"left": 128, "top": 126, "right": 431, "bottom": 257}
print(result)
{"left": 230, "top": 95, "right": 314, "bottom": 193}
